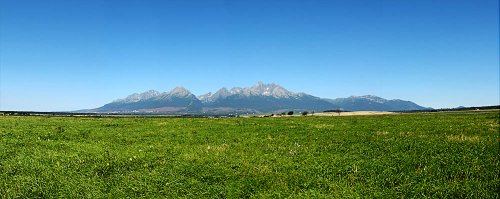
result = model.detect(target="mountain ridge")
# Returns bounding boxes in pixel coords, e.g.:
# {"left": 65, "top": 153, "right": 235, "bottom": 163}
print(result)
{"left": 90, "top": 82, "right": 431, "bottom": 114}
{"left": 325, "top": 95, "right": 430, "bottom": 112}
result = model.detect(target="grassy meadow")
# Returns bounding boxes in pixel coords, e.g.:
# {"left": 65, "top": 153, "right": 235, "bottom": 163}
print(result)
{"left": 0, "top": 111, "right": 498, "bottom": 198}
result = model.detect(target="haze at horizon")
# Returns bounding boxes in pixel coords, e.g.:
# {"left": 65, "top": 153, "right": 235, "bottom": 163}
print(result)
{"left": 0, "top": 0, "right": 498, "bottom": 111}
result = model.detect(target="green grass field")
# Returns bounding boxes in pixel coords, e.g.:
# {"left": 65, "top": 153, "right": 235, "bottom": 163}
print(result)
{"left": 1, "top": 111, "right": 498, "bottom": 198}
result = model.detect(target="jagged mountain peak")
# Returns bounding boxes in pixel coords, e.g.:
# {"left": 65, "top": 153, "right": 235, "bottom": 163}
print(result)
{"left": 201, "top": 82, "right": 297, "bottom": 99}
{"left": 230, "top": 87, "right": 243, "bottom": 94}
{"left": 214, "top": 88, "right": 231, "bottom": 98}
{"left": 113, "top": 90, "right": 160, "bottom": 103}
{"left": 197, "top": 92, "right": 212, "bottom": 101}
{"left": 254, "top": 81, "right": 265, "bottom": 87}
{"left": 252, "top": 81, "right": 278, "bottom": 89}
{"left": 247, "top": 82, "right": 295, "bottom": 98}
{"left": 144, "top": 89, "right": 161, "bottom": 95}
{"left": 216, "top": 87, "right": 230, "bottom": 94}
{"left": 167, "top": 86, "right": 193, "bottom": 97}
{"left": 251, "top": 82, "right": 279, "bottom": 89}
{"left": 198, "top": 82, "right": 299, "bottom": 103}
{"left": 199, "top": 87, "right": 232, "bottom": 103}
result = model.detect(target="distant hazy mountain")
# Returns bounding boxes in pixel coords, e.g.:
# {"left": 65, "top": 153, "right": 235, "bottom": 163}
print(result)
{"left": 88, "top": 82, "right": 430, "bottom": 114}
{"left": 325, "top": 95, "right": 430, "bottom": 111}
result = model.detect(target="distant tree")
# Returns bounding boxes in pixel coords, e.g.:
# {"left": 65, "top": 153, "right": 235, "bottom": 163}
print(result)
{"left": 334, "top": 108, "right": 342, "bottom": 116}
{"left": 301, "top": 111, "right": 309, "bottom": 116}
{"left": 287, "top": 111, "right": 294, "bottom": 115}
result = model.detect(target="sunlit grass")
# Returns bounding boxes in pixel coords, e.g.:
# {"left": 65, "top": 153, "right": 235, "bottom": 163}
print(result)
{"left": 0, "top": 111, "right": 498, "bottom": 198}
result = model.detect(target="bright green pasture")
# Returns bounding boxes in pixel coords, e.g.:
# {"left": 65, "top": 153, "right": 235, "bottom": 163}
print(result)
{"left": 0, "top": 111, "right": 498, "bottom": 198}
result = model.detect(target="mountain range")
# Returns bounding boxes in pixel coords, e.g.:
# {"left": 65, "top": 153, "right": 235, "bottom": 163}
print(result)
{"left": 88, "top": 82, "right": 431, "bottom": 114}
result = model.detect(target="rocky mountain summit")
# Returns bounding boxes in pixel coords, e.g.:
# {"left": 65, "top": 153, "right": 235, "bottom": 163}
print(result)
{"left": 198, "top": 82, "right": 300, "bottom": 103}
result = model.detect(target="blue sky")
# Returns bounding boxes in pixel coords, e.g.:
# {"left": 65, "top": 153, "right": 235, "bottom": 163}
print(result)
{"left": 1, "top": 0, "right": 498, "bottom": 111}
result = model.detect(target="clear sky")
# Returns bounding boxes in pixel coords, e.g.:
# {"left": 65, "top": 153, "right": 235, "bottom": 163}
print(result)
{"left": 1, "top": 0, "right": 498, "bottom": 111}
